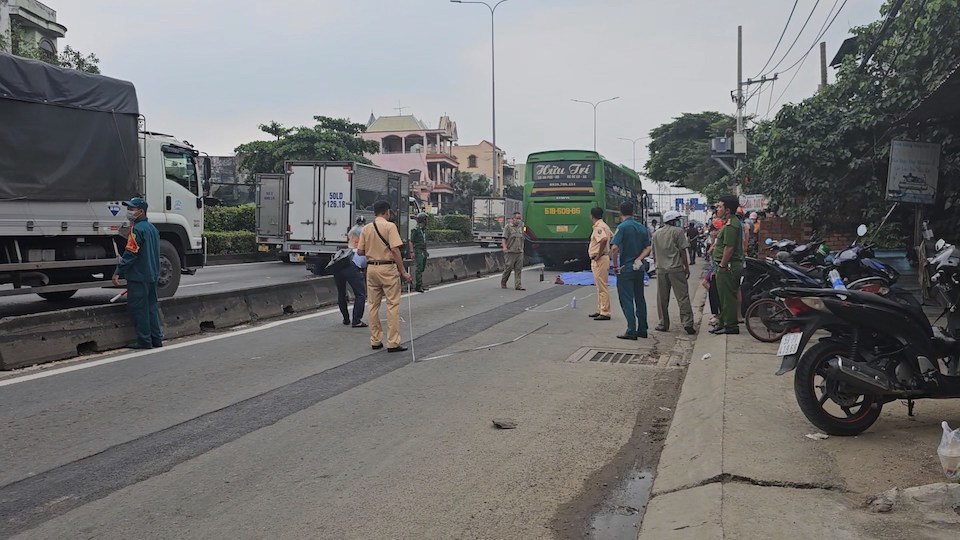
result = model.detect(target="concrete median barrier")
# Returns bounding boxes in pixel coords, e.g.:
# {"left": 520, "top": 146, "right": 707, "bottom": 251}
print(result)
{"left": 0, "top": 252, "right": 508, "bottom": 370}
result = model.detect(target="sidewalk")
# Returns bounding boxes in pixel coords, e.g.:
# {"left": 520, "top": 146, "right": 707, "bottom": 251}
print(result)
{"left": 639, "top": 291, "right": 960, "bottom": 539}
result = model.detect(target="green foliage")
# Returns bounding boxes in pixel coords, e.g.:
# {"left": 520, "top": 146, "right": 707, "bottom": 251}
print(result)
{"left": 444, "top": 172, "right": 494, "bottom": 215}
{"left": 234, "top": 116, "right": 380, "bottom": 178}
{"left": 644, "top": 111, "right": 737, "bottom": 194}
{"left": 439, "top": 214, "right": 471, "bottom": 236}
{"left": 503, "top": 184, "right": 524, "bottom": 200}
{"left": 746, "top": 0, "right": 960, "bottom": 234}
{"left": 204, "top": 205, "right": 255, "bottom": 232}
{"left": 204, "top": 231, "right": 257, "bottom": 255}
{"left": 426, "top": 229, "right": 468, "bottom": 243}
{"left": 1, "top": 21, "right": 100, "bottom": 73}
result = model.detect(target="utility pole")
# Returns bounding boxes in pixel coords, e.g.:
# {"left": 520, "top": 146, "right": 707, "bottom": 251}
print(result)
{"left": 736, "top": 25, "right": 743, "bottom": 133}
{"left": 819, "top": 41, "right": 828, "bottom": 90}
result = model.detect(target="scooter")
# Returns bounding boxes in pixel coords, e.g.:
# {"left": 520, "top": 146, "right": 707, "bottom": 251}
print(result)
{"left": 771, "top": 232, "right": 960, "bottom": 436}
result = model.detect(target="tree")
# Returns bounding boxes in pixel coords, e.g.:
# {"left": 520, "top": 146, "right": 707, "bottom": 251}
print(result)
{"left": 446, "top": 172, "right": 493, "bottom": 215}
{"left": 503, "top": 184, "right": 524, "bottom": 200}
{"left": 746, "top": 0, "right": 960, "bottom": 234}
{"left": 234, "top": 116, "right": 380, "bottom": 179}
{"left": 1, "top": 21, "right": 100, "bottom": 74}
{"left": 644, "top": 111, "right": 737, "bottom": 201}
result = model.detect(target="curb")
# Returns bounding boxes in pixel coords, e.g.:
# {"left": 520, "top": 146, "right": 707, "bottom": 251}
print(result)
{"left": 639, "top": 303, "right": 727, "bottom": 539}
{"left": 0, "top": 251, "right": 508, "bottom": 370}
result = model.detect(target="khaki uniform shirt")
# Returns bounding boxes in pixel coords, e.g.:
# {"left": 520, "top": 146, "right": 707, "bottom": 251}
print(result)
{"left": 652, "top": 224, "right": 689, "bottom": 271}
{"left": 589, "top": 220, "right": 613, "bottom": 259}
{"left": 358, "top": 217, "right": 402, "bottom": 262}
{"left": 503, "top": 222, "right": 524, "bottom": 253}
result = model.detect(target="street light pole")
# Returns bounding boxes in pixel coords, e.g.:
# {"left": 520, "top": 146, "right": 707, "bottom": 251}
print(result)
{"left": 617, "top": 136, "right": 649, "bottom": 171}
{"left": 571, "top": 97, "right": 620, "bottom": 151}
{"left": 451, "top": 0, "right": 511, "bottom": 196}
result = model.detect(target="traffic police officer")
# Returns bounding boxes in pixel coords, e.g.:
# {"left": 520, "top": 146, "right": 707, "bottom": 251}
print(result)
{"left": 710, "top": 194, "right": 744, "bottom": 335}
{"left": 411, "top": 212, "right": 429, "bottom": 293}
{"left": 112, "top": 197, "right": 164, "bottom": 349}
{"left": 357, "top": 201, "right": 412, "bottom": 352}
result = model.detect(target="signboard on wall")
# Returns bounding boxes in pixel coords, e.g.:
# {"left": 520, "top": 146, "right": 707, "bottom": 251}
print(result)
{"left": 740, "top": 194, "right": 767, "bottom": 212}
{"left": 886, "top": 140, "right": 940, "bottom": 205}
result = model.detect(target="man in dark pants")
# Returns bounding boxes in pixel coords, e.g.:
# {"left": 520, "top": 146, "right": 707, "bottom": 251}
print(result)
{"left": 501, "top": 211, "right": 525, "bottom": 291}
{"left": 411, "top": 212, "right": 429, "bottom": 292}
{"left": 112, "top": 197, "right": 163, "bottom": 349}
{"left": 334, "top": 223, "right": 367, "bottom": 327}
{"left": 686, "top": 222, "right": 699, "bottom": 264}
{"left": 610, "top": 202, "right": 652, "bottom": 340}
{"left": 710, "top": 194, "right": 744, "bottom": 335}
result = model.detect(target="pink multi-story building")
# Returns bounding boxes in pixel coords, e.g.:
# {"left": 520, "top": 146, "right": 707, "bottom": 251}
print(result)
{"left": 361, "top": 114, "right": 459, "bottom": 210}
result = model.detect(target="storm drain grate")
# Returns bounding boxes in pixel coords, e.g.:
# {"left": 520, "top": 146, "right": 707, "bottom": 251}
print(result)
{"left": 565, "top": 347, "right": 658, "bottom": 366}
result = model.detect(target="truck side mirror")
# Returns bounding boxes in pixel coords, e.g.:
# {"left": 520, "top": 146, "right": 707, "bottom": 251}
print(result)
{"left": 203, "top": 156, "right": 212, "bottom": 181}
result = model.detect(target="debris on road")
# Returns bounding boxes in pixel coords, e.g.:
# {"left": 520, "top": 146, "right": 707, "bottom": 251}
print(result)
{"left": 701, "top": 353, "right": 711, "bottom": 360}
{"left": 805, "top": 433, "right": 829, "bottom": 441}
{"left": 658, "top": 407, "right": 672, "bottom": 412}
{"left": 865, "top": 487, "right": 899, "bottom": 513}
{"left": 492, "top": 418, "right": 518, "bottom": 430}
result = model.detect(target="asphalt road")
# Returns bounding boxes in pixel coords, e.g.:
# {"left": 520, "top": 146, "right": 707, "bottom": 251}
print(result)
{"left": 0, "top": 245, "right": 492, "bottom": 319}
{"left": 0, "top": 267, "right": 692, "bottom": 540}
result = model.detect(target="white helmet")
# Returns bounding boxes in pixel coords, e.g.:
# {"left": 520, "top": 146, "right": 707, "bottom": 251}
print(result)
{"left": 663, "top": 210, "right": 681, "bottom": 224}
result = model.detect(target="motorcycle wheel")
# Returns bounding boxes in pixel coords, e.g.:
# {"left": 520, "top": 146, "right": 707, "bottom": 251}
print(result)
{"left": 794, "top": 342, "right": 883, "bottom": 436}
{"left": 744, "top": 298, "right": 789, "bottom": 342}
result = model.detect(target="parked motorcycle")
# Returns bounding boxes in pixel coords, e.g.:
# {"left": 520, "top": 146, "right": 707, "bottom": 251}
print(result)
{"left": 772, "top": 233, "right": 960, "bottom": 436}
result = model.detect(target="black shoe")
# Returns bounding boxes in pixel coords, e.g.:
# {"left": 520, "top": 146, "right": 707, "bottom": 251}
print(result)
{"left": 594, "top": 315, "right": 611, "bottom": 321}
{"left": 684, "top": 326, "right": 696, "bottom": 335}
{"left": 152, "top": 341, "right": 164, "bottom": 348}
{"left": 617, "top": 333, "right": 638, "bottom": 341}
{"left": 372, "top": 343, "right": 384, "bottom": 350}
{"left": 126, "top": 342, "right": 152, "bottom": 350}
{"left": 352, "top": 322, "right": 368, "bottom": 328}
{"left": 343, "top": 320, "right": 351, "bottom": 326}
{"left": 415, "top": 288, "right": 426, "bottom": 293}
{"left": 713, "top": 326, "right": 740, "bottom": 335}
{"left": 637, "top": 331, "right": 649, "bottom": 339}
{"left": 388, "top": 346, "right": 408, "bottom": 353}
{"left": 588, "top": 313, "right": 601, "bottom": 318}
{"left": 654, "top": 325, "right": 668, "bottom": 332}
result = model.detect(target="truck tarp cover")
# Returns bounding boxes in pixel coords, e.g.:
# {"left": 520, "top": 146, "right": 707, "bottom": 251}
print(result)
{"left": 0, "top": 53, "right": 140, "bottom": 201}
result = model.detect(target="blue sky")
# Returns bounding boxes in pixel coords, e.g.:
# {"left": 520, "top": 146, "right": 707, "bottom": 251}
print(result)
{"left": 54, "top": 0, "right": 882, "bottom": 167}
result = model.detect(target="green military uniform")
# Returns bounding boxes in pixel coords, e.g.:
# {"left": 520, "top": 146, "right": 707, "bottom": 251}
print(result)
{"left": 712, "top": 215, "right": 744, "bottom": 328}
{"left": 501, "top": 222, "right": 524, "bottom": 289}
{"left": 651, "top": 223, "right": 694, "bottom": 332}
{"left": 411, "top": 225, "right": 427, "bottom": 291}
{"left": 115, "top": 198, "right": 164, "bottom": 348}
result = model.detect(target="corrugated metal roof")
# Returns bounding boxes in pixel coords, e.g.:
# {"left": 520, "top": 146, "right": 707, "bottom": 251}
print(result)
{"left": 902, "top": 62, "right": 960, "bottom": 123}
{"left": 365, "top": 115, "right": 428, "bottom": 132}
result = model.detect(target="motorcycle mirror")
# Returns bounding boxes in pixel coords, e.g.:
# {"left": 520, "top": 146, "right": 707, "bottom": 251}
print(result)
{"left": 856, "top": 224, "right": 868, "bottom": 237}
{"left": 936, "top": 239, "right": 946, "bottom": 251}
{"left": 764, "top": 238, "right": 773, "bottom": 246}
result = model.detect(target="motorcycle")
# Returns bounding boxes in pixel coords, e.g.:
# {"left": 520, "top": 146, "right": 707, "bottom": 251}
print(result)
{"left": 772, "top": 231, "right": 960, "bottom": 436}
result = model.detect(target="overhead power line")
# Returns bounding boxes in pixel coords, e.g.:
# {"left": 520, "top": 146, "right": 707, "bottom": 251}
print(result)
{"left": 760, "top": 0, "right": 823, "bottom": 77}
{"left": 752, "top": 0, "right": 800, "bottom": 79}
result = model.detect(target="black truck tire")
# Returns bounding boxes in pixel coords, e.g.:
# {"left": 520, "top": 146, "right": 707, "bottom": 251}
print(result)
{"left": 157, "top": 239, "right": 182, "bottom": 298}
{"left": 37, "top": 289, "right": 78, "bottom": 301}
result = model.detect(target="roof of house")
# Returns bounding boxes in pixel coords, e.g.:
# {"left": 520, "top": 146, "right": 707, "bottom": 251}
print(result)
{"left": 365, "top": 115, "right": 429, "bottom": 133}
{"left": 902, "top": 62, "right": 960, "bottom": 123}
{"left": 830, "top": 37, "right": 859, "bottom": 68}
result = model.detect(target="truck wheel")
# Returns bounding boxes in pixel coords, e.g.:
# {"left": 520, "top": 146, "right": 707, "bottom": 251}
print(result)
{"left": 38, "top": 289, "right": 78, "bottom": 301}
{"left": 157, "top": 240, "right": 182, "bottom": 298}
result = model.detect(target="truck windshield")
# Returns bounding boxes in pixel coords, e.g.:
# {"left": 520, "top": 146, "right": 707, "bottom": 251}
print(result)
{"left": 163, "top": 147, "right": 199, "bottom": 195}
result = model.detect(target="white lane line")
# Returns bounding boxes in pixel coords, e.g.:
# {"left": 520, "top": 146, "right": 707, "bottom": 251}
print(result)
{"left": 179, "top": 282, "right": 219, "bottom": 288}
{"left": 203, "top": 261, "right": 280, "bottom": 269}
{"left": 0, "top": 266, "right": 543, "bottom": 387}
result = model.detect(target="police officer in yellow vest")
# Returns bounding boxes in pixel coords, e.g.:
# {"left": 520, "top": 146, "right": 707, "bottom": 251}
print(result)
{"left": 357, "top": 201, "right": 412, "bottom": 352}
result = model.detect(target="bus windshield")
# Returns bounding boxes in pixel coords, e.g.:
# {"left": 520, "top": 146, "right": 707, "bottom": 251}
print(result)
{"left": 529, "top": 160, "right": 596, "bottom": 197}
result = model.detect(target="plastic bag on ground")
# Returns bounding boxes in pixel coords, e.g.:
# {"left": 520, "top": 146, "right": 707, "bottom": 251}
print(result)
{"left": 938, "top": 421, "right": 960, "bottom": 483}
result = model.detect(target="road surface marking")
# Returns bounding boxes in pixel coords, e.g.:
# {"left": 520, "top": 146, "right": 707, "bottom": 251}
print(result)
{"left": 179, "top": 282, "right": 219, "bottom": 288}
{"left": 0, "top": 268, "right": 542, "bottom": 387}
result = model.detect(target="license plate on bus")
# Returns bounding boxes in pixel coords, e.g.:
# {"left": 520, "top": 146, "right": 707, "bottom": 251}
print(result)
{"left": 777, "top": 332, "right": 803, "bottom": 356}
{"left": 555, "top": 225, "right": 569, "bottom": 233}
{"left": 289, "top": 253, "right": 304, "bottom": 263}
{"left": 258, "top": 245, "right": 270, "bottom": 252}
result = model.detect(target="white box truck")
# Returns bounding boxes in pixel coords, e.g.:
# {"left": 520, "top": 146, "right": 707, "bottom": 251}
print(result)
{"left": 254, "top": 172, "right": 287, "bottom": 260}
{"left": 472, "top": 197, "right": 521, "bottom": 248}
{"left": 0, "top": 53, "right": 208, "bottom": 300}
{"left": 266, "top": 161, "right": 421, "bottom": 272}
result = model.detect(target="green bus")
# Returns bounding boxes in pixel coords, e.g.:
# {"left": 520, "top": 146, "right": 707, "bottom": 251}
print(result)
{"left": 522, "top": 149, "right": 647, "bottom": 267}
